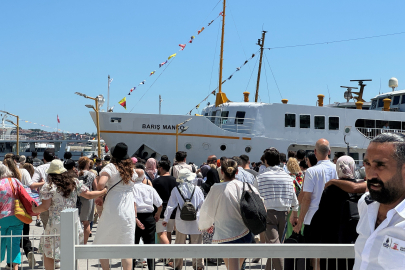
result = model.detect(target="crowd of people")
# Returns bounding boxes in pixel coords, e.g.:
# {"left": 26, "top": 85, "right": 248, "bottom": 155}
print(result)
{"left": 1, "top": 132, "right": 405, "bottom": 270}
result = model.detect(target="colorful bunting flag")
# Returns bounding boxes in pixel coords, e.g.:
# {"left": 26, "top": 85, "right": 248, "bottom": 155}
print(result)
{"left": 228, "top": 75, "right": 233, "bottom": 80}
{"left": 150, "top": 70, "right": 156, "bottom": 76}
{"left": 119, "top": 97, "right": 127, "bottom": 109}
{"left": 236, "top": 67, "right": 241, "bottom": 71}
{"left": 189, "top": 36, "right": 195, "bottom": 43}
{"left": 159, "top": 60, "right": 168, "bottom": 67}
{"left": 179, "top": 44, "right": 186, "bottom": 51}
{"left": 168, "top": 53, "right": 176, "bottom": 60}
{"left": 196, "top": 104, "right": 200, "bottom": 109}
{"left": 198, "top": 27, "right": 205, "bottom": 35}
{"left": 208, "top": 20, "right": 214, "bottom": 26}
{"left": 139, "top": 80, "right": 145, "bottom": 85}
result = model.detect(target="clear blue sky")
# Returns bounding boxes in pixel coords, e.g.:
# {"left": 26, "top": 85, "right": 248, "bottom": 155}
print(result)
{"left": 1, "top": 0, "right": 405, "bottom": 133}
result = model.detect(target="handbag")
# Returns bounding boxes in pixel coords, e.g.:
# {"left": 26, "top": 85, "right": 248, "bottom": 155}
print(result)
{"left": 239, "top": 181, "right": 267, "bottom": 235}
{"left": 15, "top": 179, "right": 38, "bottom": 216}
{"left": 8, "top": 178, "right": 32, "bottom": 224}
{"left": 103, "top": 180, "right": 122, "bottom": 202}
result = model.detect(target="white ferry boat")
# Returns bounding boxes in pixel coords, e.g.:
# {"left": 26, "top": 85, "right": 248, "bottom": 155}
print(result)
{"left": 88, "top": 2, "right": 403, "bottom": 166}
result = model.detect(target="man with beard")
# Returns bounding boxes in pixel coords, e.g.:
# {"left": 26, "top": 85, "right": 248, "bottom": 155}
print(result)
{"left": 353, "top": 133, "right": 405, "bottom": 270}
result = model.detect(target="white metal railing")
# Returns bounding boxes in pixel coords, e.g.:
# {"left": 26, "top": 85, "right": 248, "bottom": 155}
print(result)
{"left": 60, "top": 209, "right": 355, "bottom": 270}
{"left": 356, "top": 127, "right": 404, "bottom": 140}
{"left": 0, "top": 134, "right": 28, "bottom": 140}
{"left": 206, "top": 116, "right": 255, "bottom": 134}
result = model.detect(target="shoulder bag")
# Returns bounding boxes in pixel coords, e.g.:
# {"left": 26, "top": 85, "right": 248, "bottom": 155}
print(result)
{"left": 8, "top": 178, "right": 33, "bottom": 224}
{"left": 240, "top": 181, "right": 267, "bottom": 235}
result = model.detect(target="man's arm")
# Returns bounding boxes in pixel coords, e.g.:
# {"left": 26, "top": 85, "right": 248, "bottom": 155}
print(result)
{"left": 294, "top": 191, "right": 312, "bottom": 233}
{"left": 324, "top": 179, "right": 366, "bottom": 193}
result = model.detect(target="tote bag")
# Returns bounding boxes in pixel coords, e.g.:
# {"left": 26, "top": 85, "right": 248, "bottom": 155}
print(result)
{"left": 8, "top": 178, "right": 32, "bottom": 224}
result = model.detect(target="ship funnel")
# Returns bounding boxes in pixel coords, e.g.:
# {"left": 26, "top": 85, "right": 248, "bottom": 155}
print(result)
{"left": 355, "top": 101, "right": 363, "bottom": 110}
{"left": 383, "top": 98, "right": 391, "bottom": 111}
{"left": 389, "top": 77, "right": 398, "bottom": 92}
{"left": 317, "top": 94, "right": 325, "bottom": 107}
{"left": 243, "top": 92, "right": 250, "bottom": 102}
{"left": 281, "top": 99, "right": 288, "bottom": 104}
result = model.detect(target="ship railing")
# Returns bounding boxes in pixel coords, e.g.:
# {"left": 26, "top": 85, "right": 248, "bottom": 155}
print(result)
{"left": 59, "top": 209, "right": 355, "bottom": 270}
{"left": 206, "top": 116, "right": 255, "bottom": 134}
{"left": 356, "top": 127, "right": 403, "bottom": 140}
{"left": 0, "top": 134, "right": 28, "bottom": 140}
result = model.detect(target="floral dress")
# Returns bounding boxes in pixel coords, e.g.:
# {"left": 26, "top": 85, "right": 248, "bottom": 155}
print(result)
{"left": 39, "top": 179, "right": 88, "bottom": 260}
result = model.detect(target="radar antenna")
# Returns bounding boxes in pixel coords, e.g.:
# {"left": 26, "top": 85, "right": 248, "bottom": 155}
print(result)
{"left": 340, "top": 86, "right": 358, "bottom": 102}
{"left": 350, "top": 79, "right": 372, "bottom": 102}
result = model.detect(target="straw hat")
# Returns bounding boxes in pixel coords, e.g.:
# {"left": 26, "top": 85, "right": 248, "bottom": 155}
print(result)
{"left": 46, "top": 160, "right": 67, "bottom": 174}
{"left": 177, "top": 168, "right": 196, "bottom": 182}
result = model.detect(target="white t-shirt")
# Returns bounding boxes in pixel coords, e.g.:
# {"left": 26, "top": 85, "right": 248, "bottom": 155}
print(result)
{"left": 302, "top": 160, "right": 337, "bottom": 225}
{"left": 133, "top": 181, "right": 162, "bottom": 213}
{"left": 19, "top": 168, "right": 32, "bottom": 186}
{"left": 29, "top": 163, "right": 51, "bottom": 188}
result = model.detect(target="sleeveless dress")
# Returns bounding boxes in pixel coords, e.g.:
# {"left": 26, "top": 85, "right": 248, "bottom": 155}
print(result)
{"left": 93, "top": 163, "right": 137, "bottom": 244}
{"left": 39, "top": 179, "right": 87, "bottom": 260}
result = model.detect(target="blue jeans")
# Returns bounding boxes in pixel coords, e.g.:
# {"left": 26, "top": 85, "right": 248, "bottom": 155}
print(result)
{"left": 0, "top": 215, "right": 24, "bottom": 264}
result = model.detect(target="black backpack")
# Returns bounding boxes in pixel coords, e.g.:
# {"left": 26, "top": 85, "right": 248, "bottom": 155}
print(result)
{"left": 240, "top": 182, "right": 267, "bottom": 235}
{"left": 76, "top": 174, "right": 89, "bottom": 212}
{"left": 176, "top": 186, "right": 197, "bottom": 221}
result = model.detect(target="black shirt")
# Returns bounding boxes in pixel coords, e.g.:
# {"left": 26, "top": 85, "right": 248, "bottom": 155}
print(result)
{"left": 152, "top": 175, "right": 178, "bottom": 219}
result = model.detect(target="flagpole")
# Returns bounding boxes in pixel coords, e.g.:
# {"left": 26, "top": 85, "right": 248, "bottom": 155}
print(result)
{"left": 107, "top": 75, "right": 110, "bottom": 111}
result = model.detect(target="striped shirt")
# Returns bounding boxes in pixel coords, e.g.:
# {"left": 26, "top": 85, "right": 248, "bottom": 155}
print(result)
{"left": 257, "top": 166, "right": 299, "bottom": 211}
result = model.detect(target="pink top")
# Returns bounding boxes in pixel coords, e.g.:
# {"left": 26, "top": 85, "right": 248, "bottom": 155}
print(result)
{"left": 0, "top": 178, "right": 20, "bottom": 218}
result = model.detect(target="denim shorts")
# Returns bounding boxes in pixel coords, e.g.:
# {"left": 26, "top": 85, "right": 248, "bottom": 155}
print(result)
{"left": 219, "top": 233, "right": 253, "bottom": 244}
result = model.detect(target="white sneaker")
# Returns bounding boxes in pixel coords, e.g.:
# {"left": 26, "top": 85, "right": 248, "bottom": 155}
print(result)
{"left": 27, "top": 251, "right": 36, "bottom": 268}
{"left": 55, "top": 261, "right": 61, "bottom": 269}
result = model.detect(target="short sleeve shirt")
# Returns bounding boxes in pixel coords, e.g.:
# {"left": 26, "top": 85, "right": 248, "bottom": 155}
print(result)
{"left": 302, "top": 160, "right": 337, "bottom": 225}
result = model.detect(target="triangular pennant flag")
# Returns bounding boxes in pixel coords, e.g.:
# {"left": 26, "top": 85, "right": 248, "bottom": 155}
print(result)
{"left": 243, "top": 60, "right": 248, "bottom": 65}
{"left": 198, "top": 27, "right": 205, "bottom": 35}
{"left": 208, "top": 20, "right": 214, "bottom": 26}
{"left": 150, "top": 70, "right": 156, "bottom": 76}
{"left": 252, "top": 54, "right": 255, "bottom": 58}
{"left": 179, "top": 44, "right": 186, "bottom": 51}
{"left": 159, "top": 60, "right": 168, "bottom": 68}
{"left": 196, "top": 104, "right": 200, "bottom": 109}
{"left": 168, "top": 53, "right": 176, "bottom": 60}
{"left": 228, "top": 75, "right": 233, "bottom": 80}
{"left": 118, "top": 97, "right": 127, "bottom": 109}
{"left": 189, "top": 36, "right": 195, "bottom": 43}
{"left": 139, "top": 80, "right": 145, "bottom": 85}
{"left": 236, "top": 67, "right": 241, "bottom": 71}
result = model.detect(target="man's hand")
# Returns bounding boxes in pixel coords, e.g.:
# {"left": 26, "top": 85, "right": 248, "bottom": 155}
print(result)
{"left": 290, "top": 215, "right": 298, "bottom": 228}
{"left": 95, "top": 197, "right": 103, "bottom": 206}
{"left": 136, "top": 218, "right": 145, "bottom": 230}
{"left": 154, "top": 214, "right": 160, "bottom": 222}
{"left": 293, "top": 219, "right": 303, "bottom": 234}
{"left": 324, "top": 179, "right": 336, "bottom": 189}
{"left": 162, "top": 221, "right": 167, "bottom": 227}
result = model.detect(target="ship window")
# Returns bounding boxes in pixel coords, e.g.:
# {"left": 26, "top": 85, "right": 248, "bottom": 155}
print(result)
{"left": 314, "top": 116, "right": 325, "bottom": 129}
{"left": 402, "top": 95, "right": 405, "bottom": 104}
{"left": 329, "top": 117, "right": 339, "bottom": 130}
{"left": 285, "top": 114, "right": 296, "bottom": 127}
{"left": 221, "top": 111, "right": 229, "bottom": 124}
{"left": 220, "top": 144, "right": 226, "bottom": 151}
{"left": 245, "top": 146, "right": 252, "bottom": 153}
{"left": 393, "top": 96, "right": 400, "bottom": 105}
{"left": 110, "top": 117, "right": 121, "bottom": 123}
{"left": 235, "top": 111, "right": 246, "bottom": 125}
{"left": 378, "top": 98, "right": 384, "bottom": 107}
{"left": 210, "top": 111, "right": 217, "bottom": 123}
{"left": 390, "top": 121, "right": 401, "bottom": 130}
{"left": 371, "top": 100, "right": 377, "bottom": 109}
{"left": 300, "top": 115, "right": 310, "bottom": 128}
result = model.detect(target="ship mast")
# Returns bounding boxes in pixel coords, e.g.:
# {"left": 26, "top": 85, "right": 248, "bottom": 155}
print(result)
{"left": 255, "top": 31, "right": 267, "bottom": 102}
{"left": 215, "top": 0, "right": 229, "bottom": 107}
